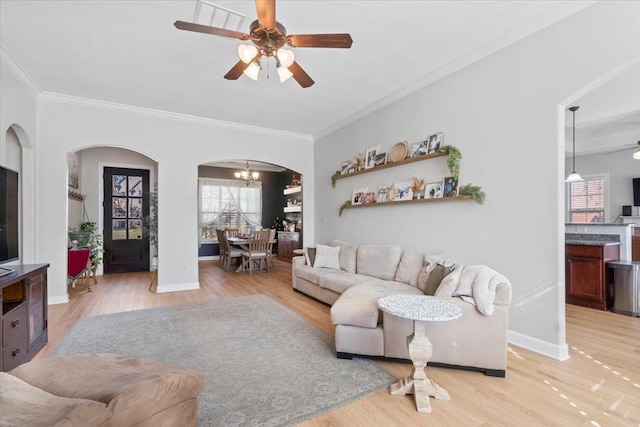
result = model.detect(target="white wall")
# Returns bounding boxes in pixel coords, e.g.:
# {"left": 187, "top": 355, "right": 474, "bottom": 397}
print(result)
{"left": 566, "top": 150, "right": 639, "bottom": 221}
{"left": 314, "top": 2, "right": 640, "bottom": 359}
{"left": 37, "top": 100, "right": 314, "bottom": 302}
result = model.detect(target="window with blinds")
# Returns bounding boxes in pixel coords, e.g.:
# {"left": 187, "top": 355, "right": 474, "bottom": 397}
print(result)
{"left": 199, "top": 178, "right": 262, "bottom": 242}
{"left": 568, "top": 176, "right": 606, "bottom": 223}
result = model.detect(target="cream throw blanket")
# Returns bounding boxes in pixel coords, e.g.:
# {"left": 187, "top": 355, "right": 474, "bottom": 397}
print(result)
{"left": 439, "top": 265, "right": 510, "bottom": 316}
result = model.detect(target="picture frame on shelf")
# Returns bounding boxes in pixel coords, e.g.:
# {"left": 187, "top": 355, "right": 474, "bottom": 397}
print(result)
{"left": 364, "top": 145, "right": 380, "bottom": 169}
{"left": 410, "top": 141, "right": 427, "bottom": 158}
{"left": 362, "top": 192, "right": 376, "bottom": 204}
{"left": 374, "top": 152, "right": 387, "bottom": 167}
{"left": 427, "top": 132, "right": 443, "bottom": 153}
{"left": 341, "top": 160, "right": 356, "bottom": 175}
{"left": 443, "top": 176, "right": 459, "bottom": 197}
{"left": 351, "top": 187, "right": 367, "bottom": 205}
{"left": 376, "top": 180, "right": 393, "bottom": 203}
{"left": 425, "top": 181, "right": 443, "bottom": 199}
{"left": 393, "top": 181, "right": 413, "bottom": 201}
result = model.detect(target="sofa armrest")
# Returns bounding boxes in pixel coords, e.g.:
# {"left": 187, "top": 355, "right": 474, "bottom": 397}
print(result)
{"left": 291, "top": 255, "right": 306, "bottom": 289}
{"left": 494, "top": 280, "right": 512, "bottom": 306}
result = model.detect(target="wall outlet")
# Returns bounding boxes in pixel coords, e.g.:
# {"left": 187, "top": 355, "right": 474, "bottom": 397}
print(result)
{"left": 576, "top": 226, "right": 587, "bottom": 232}
{"left": 322, "top": 216, "right": 328, "bottom": 224}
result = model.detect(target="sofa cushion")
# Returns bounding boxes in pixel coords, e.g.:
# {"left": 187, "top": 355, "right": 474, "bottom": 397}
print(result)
{"left": 0, "top": 372, "right": 111, "bottom": 427}
{"left": 296, "top": 264, "right": 337, "bottom": 284}
{"left": 394, "top": 249, "right": 424, "bottom": 287}
{"left": 319, "top": 271, "right": 382, "bottom": 294}
{"left": 9, "top": 353, "right": 204, "bottom": 427}
{"left": 331, "top": 240, "right": 359, "bottom": 273}
{"left": 331, "top": 281, "right": 423, "bottom": 329}
{"left": 435, "top": 263, "right": 465, "bottom": 297}
{"left": 356, "top": 245, "right": 402, "bottom": 280}
{"left": 313, "top": 244, "right": 341, "bottom": 270}
{"left": 304, "top": 247, "right": 317, "bottom": 266}
{"left": 422, "top": 264, "right": 453, "bottom": 295}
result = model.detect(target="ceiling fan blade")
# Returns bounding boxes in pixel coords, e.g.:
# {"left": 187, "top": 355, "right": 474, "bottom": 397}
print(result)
{"left": 287, "top": 34, "right": 353, "bottom": 48}
{"left": 255, "top": 0, "right": 276, "bottom": 30}
{"left": 602, "top": 146, "right": 639, "bottom": 156}
{"left": 224, "top": 60, "right": 251, "bottom": 80}
{"left": 288, "top": 61, "right": 315, "bottom": 88}
{"left": 174, "top": 21, "right": 250, "bottom": 41}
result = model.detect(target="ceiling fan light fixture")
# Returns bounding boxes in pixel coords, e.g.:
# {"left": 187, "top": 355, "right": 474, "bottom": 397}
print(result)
{"left": 238, "top": 44, "right": 258, "bottom": 64}
{"left": 276, "top": 48, "right": 295, "bottom": 67}
{"left": 633, "top": 150, "right": 640, "bottom": 160}
{"left": 243, "top": 61, "right": 260, "bottom": 81}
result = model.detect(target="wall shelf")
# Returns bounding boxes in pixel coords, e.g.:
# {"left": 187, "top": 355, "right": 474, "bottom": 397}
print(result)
{"left": 344, "top": 195, "right": 472, "bottom": 210}
{"left": 284, "top": 206, "right": 302, "bottom": 213}
{"left": 283, "top": 186, "right": 301, "bottom": 195}
{"left": 335, "top": 151, "right": 447, "bottom": 181}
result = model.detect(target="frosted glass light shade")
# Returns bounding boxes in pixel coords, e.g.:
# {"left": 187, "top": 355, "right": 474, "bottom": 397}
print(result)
{"left": 238, "top": 45, "right": 258, "bottom": 63}
{"left": 565, "top": 172, "right": 584, "bottom": 183}
{"left": 634, "top": 150, "right": 640, "bottom": 160}
{"left": 277, "top": 66, "right": 293, "bottom": 82}
{"left": 276, "top": 48, "right": 295, "bottom": 67}
{"left": 251, "top": 172, "right": 259, "bottom": 179}
{"left": 243, "top": 62, "right": 260, "bottom": 81}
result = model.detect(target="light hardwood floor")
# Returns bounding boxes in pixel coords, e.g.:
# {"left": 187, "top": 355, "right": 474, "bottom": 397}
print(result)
{"left": 40, "top": 260, "right": 639, "bottom": 426}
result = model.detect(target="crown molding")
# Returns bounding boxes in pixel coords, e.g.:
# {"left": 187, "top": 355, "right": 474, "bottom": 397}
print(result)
{"left": 39, "top": 92, "right": 314, "bottom": 142}
{"left": 0, "top": 43, "right": 42, "bottom": 97}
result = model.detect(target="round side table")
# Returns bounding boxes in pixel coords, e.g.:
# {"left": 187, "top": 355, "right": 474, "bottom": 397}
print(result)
{"left": 378, "top": 294, "right": 462, "bottom": 413}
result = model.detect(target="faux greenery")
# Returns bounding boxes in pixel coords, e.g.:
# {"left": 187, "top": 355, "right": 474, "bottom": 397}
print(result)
{"left": 459, "top": 184, "right": 486, "bottom": 205}
{"left": 439, "top": 145, "right": 461, "bottom": 180}
{"left": 69, "top": 221, "right": 104, "bottom": 267}
{"left": 331, "top": 170, "right": 341, "bottom": 188}
{"left": 338, "top": 200, "right": 352, "bottom": 217}
{"left": 143, "top": 183, "right": 158, "bottom": 255}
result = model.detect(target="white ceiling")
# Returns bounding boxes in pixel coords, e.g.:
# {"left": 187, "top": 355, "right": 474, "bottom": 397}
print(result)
{"left": 1, "top": 0, "right": 603, "bottom": 139}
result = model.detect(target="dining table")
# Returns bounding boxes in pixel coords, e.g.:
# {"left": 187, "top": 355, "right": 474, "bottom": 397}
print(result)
{"left": 227, "top": 235, "right": 277, "bottom": 272}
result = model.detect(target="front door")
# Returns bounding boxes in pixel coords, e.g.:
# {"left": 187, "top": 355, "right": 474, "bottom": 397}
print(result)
{"left": 103, "top": 167, "right": 150, "bottom": 273}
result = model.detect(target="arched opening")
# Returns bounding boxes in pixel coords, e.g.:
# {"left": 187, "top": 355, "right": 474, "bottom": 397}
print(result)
{"left": 197, "top": 159, "right": 303, "bottom": 273}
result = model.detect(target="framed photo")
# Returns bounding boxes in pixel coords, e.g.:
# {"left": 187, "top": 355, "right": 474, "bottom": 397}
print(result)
{"left": 443, "top": 176, "right": 459, "bottom": 197}
{"left": 376, "top": 180, "right": 393, "bottom": 203}
{"left": 351, "top": 187, "right": 367, "bottom": 205}
{"left": 362, "top": 192, "right": 376, "bottom": 204}
{"left": 374, "top": 152, "right": 387, "bottom": 167}
{"left": 425, "top": 181, "right": 443, "bottom": 199}
{"left": 410, "top": 141, "right": 427, "bottom": 158}
{"left": 67, "top": 152, "right": 79, "bottom": 189}
{"left": 341, "top": 160, "right": 356, "bottom": 175}
{"left": 427, "top": 132, "right": 443, "bottom": 153}
{"left": 364, "top": 145, "right": 379, "bottom": 169}
{"left": 393, "top": 181, "right": 413, "bottom": 201}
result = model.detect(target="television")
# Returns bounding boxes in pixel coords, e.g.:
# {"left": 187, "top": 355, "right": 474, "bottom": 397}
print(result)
{"left": 634, "top": 177, "right": 640, "bottom": 207}
{"left": 0, "top": 166, "right": 19, "bottom": 276}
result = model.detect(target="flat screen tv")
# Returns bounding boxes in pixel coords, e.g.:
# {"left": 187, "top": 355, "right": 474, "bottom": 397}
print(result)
{"left": 634, "top": 177, "right": 640, "bottom": 207}
{"left": 0, "top": 165, "right": 19, "bottom": 275}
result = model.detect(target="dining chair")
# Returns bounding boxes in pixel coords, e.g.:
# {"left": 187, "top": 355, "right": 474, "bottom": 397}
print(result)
{"left": 67, "top": 248, "right": 93, "bottom": 292}
{"left": 241, "top": 230, "right": 271, "bottom": 274}
{"left": 219, "top": 229, "right": 242, "bottom": 271}
{"left": 225, "top": 228, "right": 239, "bottom": 238}
{"left": 266, "top": 228, "right": 277, "bottom": 270}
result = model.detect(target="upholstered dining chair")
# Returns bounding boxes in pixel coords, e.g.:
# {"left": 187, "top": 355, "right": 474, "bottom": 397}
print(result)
{"left": 218, "top": 229, "right": 242, "bottom": 271}
{"left": 241, "top": 230, "right": 271, "bottom": 274}
{"left": 67, "top": 248, "right": 92, "bottom": 292}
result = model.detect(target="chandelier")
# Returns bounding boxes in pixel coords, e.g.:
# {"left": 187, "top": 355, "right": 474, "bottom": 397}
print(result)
{"left": 235, "top": 161, "right": 259, "bottom": 185}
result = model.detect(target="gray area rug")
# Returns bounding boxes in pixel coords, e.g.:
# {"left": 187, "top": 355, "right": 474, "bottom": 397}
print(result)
{"left": 53, "top": 294, "right": 396, "bottom": 426}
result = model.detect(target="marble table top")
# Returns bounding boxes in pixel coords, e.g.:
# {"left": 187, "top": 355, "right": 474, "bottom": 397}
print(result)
{"left": 378, "top": 295, "right": 462, "bottom": 322}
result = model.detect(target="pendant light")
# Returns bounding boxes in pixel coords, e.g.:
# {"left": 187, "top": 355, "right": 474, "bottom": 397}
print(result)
{"left": 565, "top": 106, "right": 584, "bottom": 183}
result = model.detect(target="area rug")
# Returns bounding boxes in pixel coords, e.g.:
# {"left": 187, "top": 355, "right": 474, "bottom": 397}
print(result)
{"left": 53, "top": 294, "right": 396, "bottom": 426}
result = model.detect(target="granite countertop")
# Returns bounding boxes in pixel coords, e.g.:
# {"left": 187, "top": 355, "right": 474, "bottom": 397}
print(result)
{"left": 565, "top": 240, "right": 621, "bottom": 246}
{"left": 565, "top": 223, "right": 633, "bottom": 227}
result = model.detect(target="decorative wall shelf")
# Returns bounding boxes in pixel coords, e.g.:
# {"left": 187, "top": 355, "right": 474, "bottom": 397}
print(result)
{"left": 344, "top": 195, "right": 472, "bottom": 210}
{"left": 334, "top": 151, "right": 447, "bottom": 181}
{"left": 284, "top": 206, "right": 302, "bottom": 213}
{"left": 283, "top": 186, "right": 301, "bottom": 195}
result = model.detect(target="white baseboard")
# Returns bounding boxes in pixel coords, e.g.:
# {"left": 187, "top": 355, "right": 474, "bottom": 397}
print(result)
{"left": 48, "top": 294, "right": 70, "bottom": 305}
{"left": 508, "top": 330, "right": 570, "bottom": 361}
{"left": 198, "top": 256, "right": 219, "bottom": 261}
{"left": 155, "top": 281, "right": 200, "bottom": 293}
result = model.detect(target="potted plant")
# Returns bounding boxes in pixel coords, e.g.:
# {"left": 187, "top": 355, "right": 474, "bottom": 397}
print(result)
{"left": 143, "top": 183, "right": 159, "bottom": 269}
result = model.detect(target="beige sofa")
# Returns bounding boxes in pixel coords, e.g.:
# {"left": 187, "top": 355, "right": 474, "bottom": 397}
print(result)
{"left": 1, "top": 353, "right": 204, "bottom": 426}
{"left": 292, "top": 241, "right": 512, "bottom": 377}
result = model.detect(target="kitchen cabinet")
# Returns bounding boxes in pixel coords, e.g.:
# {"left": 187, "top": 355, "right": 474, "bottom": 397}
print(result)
{"left": 565, "top": 244, "right": 619, "bottom": 310}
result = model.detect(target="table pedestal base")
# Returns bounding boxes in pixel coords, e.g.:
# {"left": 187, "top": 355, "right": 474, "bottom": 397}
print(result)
{"left": 389, "top": 321, "right": 451, "bottom": 413}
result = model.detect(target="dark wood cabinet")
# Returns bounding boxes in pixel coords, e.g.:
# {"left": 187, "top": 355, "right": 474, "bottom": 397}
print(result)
{"left": 566, "top": 245, "right": 619, "bottom": 311}
{"left": 277, "top": 232, "right": 301, "bottom": 261}
{"left": 632, "top": 236, "right": 640, "bottom": 262}
{"left": 1, "top": 264, "right": 49, "bottom": 371}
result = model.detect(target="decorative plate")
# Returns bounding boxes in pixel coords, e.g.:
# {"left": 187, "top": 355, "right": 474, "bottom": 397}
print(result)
{"left": 390, "top": 141, "right": 408, "bottom": 163}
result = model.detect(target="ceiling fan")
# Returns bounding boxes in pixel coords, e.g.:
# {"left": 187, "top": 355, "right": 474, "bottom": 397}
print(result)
{"left": 174, "top": 0, "right": 353, "bottom": 88}
{"left": 603, "top": 141, "right": 640, "bottom": 159}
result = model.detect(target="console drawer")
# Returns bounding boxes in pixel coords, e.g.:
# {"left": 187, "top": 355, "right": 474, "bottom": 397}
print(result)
{"left": 2, "top": 330, "right": 28, "bottom": 372}
{"left": 2, "top": 302, "right": 27, "bottom": 346}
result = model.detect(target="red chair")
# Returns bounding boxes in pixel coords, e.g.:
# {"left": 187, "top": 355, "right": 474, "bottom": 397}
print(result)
{"left": 68, "top": 248, "right": 92, "bottom": 292}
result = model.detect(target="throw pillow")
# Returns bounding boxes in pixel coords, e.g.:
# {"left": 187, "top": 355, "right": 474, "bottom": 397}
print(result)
{"left": 304, "top": 247, "right": 317, "bottom": 266}
{"left": 313, "top": 244, "right": 341, "bottom": 270}
{"left": 434, "top": 264, "right": 465, "bottom": 297}
{"left": 416, "top": 263, "right": 437, "bottom": 293}
{"left": 422, "top": 264, "right": 454, "bottom": 295}
{"left": 331, "top": 240, "right": 358, "bottom": 273}
{"left": 394, "top": 250, "right": 424, "bottom": 287}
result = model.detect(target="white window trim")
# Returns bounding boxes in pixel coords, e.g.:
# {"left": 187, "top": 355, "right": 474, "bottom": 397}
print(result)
{"left": 565, "top": 172, "right": 610, "bottom": 223}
